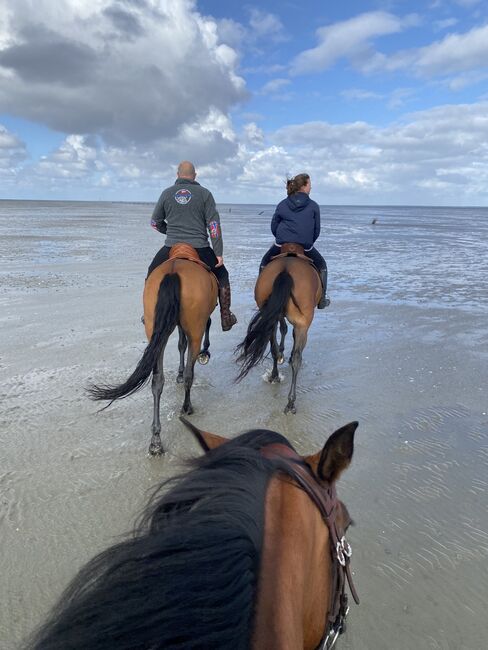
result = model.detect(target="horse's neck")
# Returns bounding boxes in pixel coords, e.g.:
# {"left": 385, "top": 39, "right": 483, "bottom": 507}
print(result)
{"left": 253, "top": 476, "right": 331, "bottom": 650}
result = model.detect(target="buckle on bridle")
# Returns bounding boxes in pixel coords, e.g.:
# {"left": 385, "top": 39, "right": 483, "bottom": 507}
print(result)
{"left": 336, "top": 536, "right": 352, "bottom": 566}
{"left": 322, "top": 602, "right": 350, "bottom": 649}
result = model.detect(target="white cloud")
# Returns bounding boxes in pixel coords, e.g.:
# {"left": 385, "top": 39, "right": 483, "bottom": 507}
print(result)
{"left": 341, "top": 88, "right": 383, "bottom": 101}
{"left": 0, "top": 0, "right": 246, "bottom": 145}
{"left": 7, "top": 100, "right": 488, "bottom": 204}
{"left": 19, "top": 106, "right": 240, "bottom": 195}
{"left": 255, "top": 101, "right": 488, "bottom": 203}
{"left": 260, "top": 78, "right": 291, "bottom": 94}
{"left": 214, "top": 17, "right": 247, "bottom": 48}
{"left": 413, "top": 24, "right": 488, "bottom": 75}
{"left": 242, "top": 63, "right": 287, "bottom": 75}
{"left": 363, "top": 23, "right": 488, "bottom": 78}
{"left": 242, "top": 122, "right": 264, "bottom": 145}
{"left": 434, "top": 18, "right": 458, "bottom": 31}
{"left": 387, "top": 87, "right": 416, "bottom": 109}
{"left": 33, "top": 135, "right": 102, "bottom": 181}
{"left": 0, "top": 124, "right": 27, "bottom": 183}
{"left": 445, "top": 70, "right": 488, "bottom": 90}
{"left": 340, "top": 87, "right": 416, "bottom": 109}
{"left": 248, "top": 8, "right": 287, "bottom": 42}
{"left": 453, "top": 0, "right": 481, "bottom": 6}
{"left": 290, "top": 11, "right": 419, "bottom": 75}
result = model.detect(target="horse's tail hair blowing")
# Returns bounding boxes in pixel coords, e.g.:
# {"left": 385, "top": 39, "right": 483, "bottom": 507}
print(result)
{"left": 235, "top": 269, "right": 295, "bottom": 381}
{"left": 87, "top": 273, "right": 180, "bottom": 405}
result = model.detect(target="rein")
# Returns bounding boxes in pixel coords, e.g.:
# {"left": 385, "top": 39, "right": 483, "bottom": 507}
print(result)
{"left": 261, "top": 443, "right": 359, "bottom": 649}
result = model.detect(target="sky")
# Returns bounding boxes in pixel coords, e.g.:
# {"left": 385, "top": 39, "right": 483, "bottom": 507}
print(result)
{"left": 1, "top": 0, "right": 488, "bottom": 205}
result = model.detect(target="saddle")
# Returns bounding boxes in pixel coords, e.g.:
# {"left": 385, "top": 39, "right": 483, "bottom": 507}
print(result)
{"left": 271, "top": 243, "right": 315, "bottom": 266}
{"left": 169, "top": 243, "right": 210, "bottom": 271}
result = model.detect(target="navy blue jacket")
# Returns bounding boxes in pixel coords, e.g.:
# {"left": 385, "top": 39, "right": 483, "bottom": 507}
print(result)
{"left": 271, "top": 192, "right": 321, "bottom": 250}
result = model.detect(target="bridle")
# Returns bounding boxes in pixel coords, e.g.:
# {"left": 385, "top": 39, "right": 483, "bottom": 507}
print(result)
{"left": 261, "top": 443, "right": 360, "bottom": 649}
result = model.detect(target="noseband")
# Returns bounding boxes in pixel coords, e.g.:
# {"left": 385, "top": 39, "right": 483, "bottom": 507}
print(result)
{"left": 261, "top": 443, "right": 359, "bottom": 649}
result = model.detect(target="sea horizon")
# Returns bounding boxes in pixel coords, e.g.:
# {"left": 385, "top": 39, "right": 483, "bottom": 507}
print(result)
{"left": 2, "top": 197, "right": 488, "bottom": 209}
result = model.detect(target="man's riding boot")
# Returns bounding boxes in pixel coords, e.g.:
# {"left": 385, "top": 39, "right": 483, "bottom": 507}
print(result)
{"left": 219, "top": 284, "right": 237, "bottom": 331}
{"left": 318, "top": 268, "right": 330, "bottom": 309}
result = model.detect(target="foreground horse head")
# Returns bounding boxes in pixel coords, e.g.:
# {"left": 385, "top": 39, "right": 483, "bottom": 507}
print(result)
{"left": 87, "top": 245, "right": 218, "bottom": 454}
{"left": 236, "top": 252, "right": 322, "bottom": 414}
{"left": 26, "top": 419, "right": 359, "bottom": 650}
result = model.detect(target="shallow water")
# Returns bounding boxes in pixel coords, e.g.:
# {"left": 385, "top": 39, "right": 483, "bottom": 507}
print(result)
{"left": 1, "top": 200, "right": 487, "bottom": 649}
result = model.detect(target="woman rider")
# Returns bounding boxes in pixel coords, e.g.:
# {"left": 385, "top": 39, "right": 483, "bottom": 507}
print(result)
{"left": 260, "top": 173, "right": 330, "bottom": 308}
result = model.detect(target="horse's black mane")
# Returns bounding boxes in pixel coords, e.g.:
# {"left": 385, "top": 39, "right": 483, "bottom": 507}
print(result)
{"left": 26, "top": 429, "right": 294, "bottom": 650}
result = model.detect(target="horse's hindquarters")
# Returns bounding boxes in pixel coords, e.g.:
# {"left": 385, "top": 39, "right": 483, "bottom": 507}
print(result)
{"left": 143, "top": 261, "right": 217, "bottom": 340}
{"left": 256, "top": 258, "right": 320, "bottom": 324}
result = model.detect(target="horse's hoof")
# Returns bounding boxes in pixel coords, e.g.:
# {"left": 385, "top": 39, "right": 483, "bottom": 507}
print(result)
{"left": 269, "top": 374, "right": 281, "bottom": 384}
{"left": 148, "top": 442, "right": 164, "bottom": 456}
{"left": 181, "top": 405, "right": 194, "bottom": 415}
{"left": 284, "top": 404, "right": 296, "bottom": 415}
{"left": 197, "top": 352, "right": 210, "bottom": 365}
{"left": 277, "top": 354, "right": 285, "bottom": 365}
{"left": 176, "top": 374, "right": 184, "bottom": 384}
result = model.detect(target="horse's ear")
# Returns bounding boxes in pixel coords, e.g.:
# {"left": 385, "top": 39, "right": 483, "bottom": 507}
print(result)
{"left": 180, "top": 417, "right": 228, "bottom": 452}
{"left": 304, "top": 421, "right": 358, "bottom": 483}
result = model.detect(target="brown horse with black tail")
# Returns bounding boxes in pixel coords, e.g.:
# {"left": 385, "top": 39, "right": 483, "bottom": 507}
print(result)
{"left": 87, "top": 244, "right": 218, "bottom": 455}
{"left": 236, "top": 245, "right": 322, "bottom": 414}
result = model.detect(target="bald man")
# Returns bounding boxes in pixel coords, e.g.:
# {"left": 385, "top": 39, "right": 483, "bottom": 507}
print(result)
{"left": 147, "top": 161, "right": 237, "bottom": 331}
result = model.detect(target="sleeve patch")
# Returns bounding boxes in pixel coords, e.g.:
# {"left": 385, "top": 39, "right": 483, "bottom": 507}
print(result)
{"left": 209, "top": 221, "right": 220, "bottom": 239}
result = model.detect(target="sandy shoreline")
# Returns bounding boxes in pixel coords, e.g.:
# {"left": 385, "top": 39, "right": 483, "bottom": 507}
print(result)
{"left": 1, "top": 202, "right": 487, "bottom": 649}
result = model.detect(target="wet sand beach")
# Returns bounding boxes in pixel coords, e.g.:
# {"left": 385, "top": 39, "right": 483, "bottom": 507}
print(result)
{"left": 1, "top": 201, "right": 487, "bottom": 649}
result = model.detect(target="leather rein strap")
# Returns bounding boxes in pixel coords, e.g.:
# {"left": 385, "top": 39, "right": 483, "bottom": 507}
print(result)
{"left": 261, "top": 443, "right": 359, "bottom": 649}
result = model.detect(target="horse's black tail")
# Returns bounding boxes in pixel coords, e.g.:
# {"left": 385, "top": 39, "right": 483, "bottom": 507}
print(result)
{"left": 87, "top": 274, "right": 180, "bottom": 406}
{"left": 235, "top": 270, "right": 293, "bottom": 381}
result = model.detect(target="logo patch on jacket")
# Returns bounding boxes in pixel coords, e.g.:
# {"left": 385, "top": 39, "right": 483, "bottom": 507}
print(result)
{"left": 209, "top": 221, "right": 220, "bottom": 239}
{"left": 174, "top": 189, "right": 192, "bottom": 205}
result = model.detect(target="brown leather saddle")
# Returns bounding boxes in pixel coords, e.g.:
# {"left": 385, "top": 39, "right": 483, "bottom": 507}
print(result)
{"left": 271, "top": 243, "right": 323, "bottom": 291}
{"left": 168, "top": 243, "right": 211, "bottom": 271}
{"left": 271, "top": 242, "right": 315, "bottom": 265}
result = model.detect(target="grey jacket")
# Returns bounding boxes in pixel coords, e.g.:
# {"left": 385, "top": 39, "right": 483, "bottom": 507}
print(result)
{"left": 150, "top": 179, "right": 223, "bottom": 257}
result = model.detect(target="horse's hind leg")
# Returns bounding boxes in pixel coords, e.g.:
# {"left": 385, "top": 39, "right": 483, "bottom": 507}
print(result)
{"left": 177, "top": 325, "right": 187, "bottom": 384}
{"left": 278, "top": 317, "right": 287, "bottom": 364}
{"left": 149, "top": 347, "right": 166, "bottom": 455}
{"left": 181, "top": 336, "right": 200, "bottom": 415}
{"left": 284, "top": 327, "right": 307, "bottom": 415}
{"left": 269, "top": 324, "right": 281, "bottom": 383}
{"left": 197, "top": 318, "right": 211, "bottom": 365}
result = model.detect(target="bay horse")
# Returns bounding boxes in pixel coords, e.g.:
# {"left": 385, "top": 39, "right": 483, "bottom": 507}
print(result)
{"left": 26, "top": 418, "right": 359, "bottom": 650}
{"left": 236, "top": 245, "right": 322, "bottom": 414}
{"left": 87, "top": 244, "right": 218, "bottom": 455}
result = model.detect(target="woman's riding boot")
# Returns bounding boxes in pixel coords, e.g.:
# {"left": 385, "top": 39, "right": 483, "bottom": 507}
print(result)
{"left": 318, "top": 268, "right": 330, "bottom": 309}
{"left": 218, "top": 284, "right": 238, "bottom": 331}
